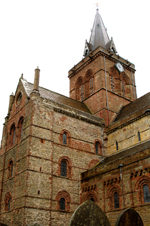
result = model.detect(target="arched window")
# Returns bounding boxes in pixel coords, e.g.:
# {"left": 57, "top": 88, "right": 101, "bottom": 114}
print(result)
{"left": 95, "top": 141, "right": 102, "bottom": 155}
{"left": 63, "top": 132, "right": 67, "bottom": 145}
{"left": 61, "top": 159, "right": 67, "bottom": 177}
{"left": 18, "top": 117, "right": 24, "bottom": 141}
{"left": 143, "top": 184, "right": 150, "bottom": 203}
{"left": 10, "top": 124, "right": 16, "bottom": 145}
{"left": 56, "top": 190, "right": 71, "bottom": 212}
{"left": 114, "top": 192, "right": 119, "bottom": 208}
{"left": 59, "top": 198, "right": 65, "bottom": 211}
{"left": 5, "top": 193, "right": 12, "bottom": 211}
{"left": 8, "top": 160, "right": 13, "bottom": 178}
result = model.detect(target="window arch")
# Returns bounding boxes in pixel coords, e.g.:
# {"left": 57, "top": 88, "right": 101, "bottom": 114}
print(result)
{"left": 60, "top": 130, "right": 71, "bottom": 146}
{"left": 8, "top": 160, "right": 13, "bottom": 178}
{"left": 63, "top": 132, "right": 67, "bottom": 145}
{"left": 58, "top": 156, "right": 72, "bottom": 178}
{"left": 18, "top": 117, "right": 24, "bottom": 141}
{"left": 108, "top": 186, "right": 121, "bottom": 210}
{"left": 135, "top": 176, "right": 150, "bottom": 204}
{"left": 5, "top": 192, "right": 12, "bottom": 211}
{"left": 95, "top": 141, "right": 102, "bottom": 155}
{"left": 10, "top": 124, "right": 16, "bottom": 146}
{"left": 56, "top": 190, "right": 71, "bottom": 212}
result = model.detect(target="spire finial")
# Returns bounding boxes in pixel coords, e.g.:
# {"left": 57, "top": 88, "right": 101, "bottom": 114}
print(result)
{"left": 96, "top": 2, "right": 99, "bottom": 11}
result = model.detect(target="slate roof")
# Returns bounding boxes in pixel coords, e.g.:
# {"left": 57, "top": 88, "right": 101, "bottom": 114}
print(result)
{"left": 21, "top": 78, "right": 91, "bottom": 114}
{"left": 115, "top": 92, "right": 150, "bottom": 122}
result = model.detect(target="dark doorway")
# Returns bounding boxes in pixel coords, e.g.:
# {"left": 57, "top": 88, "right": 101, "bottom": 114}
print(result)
{"left": 116, "top": 208, "right": 144, "bottom": 226}
{"left": 0, "top": 223, "right": 8, "bottom": 226}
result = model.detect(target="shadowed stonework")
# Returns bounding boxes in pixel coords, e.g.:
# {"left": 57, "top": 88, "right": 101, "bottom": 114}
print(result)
{"left": 116, "top": 208, "right": 144, "bottom": 226}
{"left": 70, "top": 200, "right": 110, "bottom": 226}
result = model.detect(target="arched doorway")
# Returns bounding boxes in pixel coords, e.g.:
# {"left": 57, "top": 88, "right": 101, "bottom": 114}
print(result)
{"left": 116, "top": 208, "right": 144, "bottom": 226}
{"left": 70, "top": 200, "right": 110, "bottom": 226}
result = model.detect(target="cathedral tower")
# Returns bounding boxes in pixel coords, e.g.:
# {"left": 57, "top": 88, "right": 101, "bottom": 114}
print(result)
{"left": 69, "top": 9, "right": 136, "bottom": 126}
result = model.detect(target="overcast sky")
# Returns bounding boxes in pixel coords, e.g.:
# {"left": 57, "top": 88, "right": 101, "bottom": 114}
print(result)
{"left": 0, "top": 0, "right": 150, "bottom": 139}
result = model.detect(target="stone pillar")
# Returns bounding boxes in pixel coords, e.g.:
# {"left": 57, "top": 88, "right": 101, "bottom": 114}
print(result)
{"left": 8, "top": 93, "right": 14, "bottom": 114}
{"left": 33, "top": 67, "right": 40, "bottom": 91}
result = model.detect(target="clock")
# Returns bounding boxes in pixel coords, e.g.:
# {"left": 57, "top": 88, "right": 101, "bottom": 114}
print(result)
{"left": 115, "top": 62, "right": 124, "bottom": 73}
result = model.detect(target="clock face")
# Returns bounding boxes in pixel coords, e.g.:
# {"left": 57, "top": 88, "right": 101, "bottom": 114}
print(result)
{"left": 115, "top": 62, "right": 124, "bottom": 73}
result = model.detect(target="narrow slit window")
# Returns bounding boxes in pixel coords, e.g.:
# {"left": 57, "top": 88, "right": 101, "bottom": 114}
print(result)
{"left": 8, "top": 160, "right": 13, "bottom": 178}
{"left": 95, "top": 141, "right": 101, "bottom": 155}
{"left": 116, "top": 141, "right": 118, "bottom": 150}
{"left": 138, "top": 131, "right": 141, "bottom": 141}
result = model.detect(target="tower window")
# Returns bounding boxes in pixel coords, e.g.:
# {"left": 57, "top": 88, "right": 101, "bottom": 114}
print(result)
{"left": 143, "top": 184, "right": 150, "bottom": 203}
{"left": 5, "top": 193, "right": 12, "bottom": 211}
{"left": 61, "top": 159, "right": 67, "bottom": 177}
{"left": 59, "top": 198, "right": 65, "bottom": 211}
{"left": 114, "top": 192, "right": 119, "bottom": 208}
{"left": 18, "top": 117, "right": 24, "bottom": 141}
{"left": 63, "top": 132, "right": 67, "bottom": 145}
{"left": 10, "top": 124, "right": 16, "bottom": 145}
{"left": 8, "top": 160, "right": 13, "bottom": 178}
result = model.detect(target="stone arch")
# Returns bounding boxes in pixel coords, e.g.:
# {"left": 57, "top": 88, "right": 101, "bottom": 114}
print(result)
{"left": 135, "top": 175, "right": 150, "bottom": 204}
{"left": 107, "top": 184, "right": 122, "bottom": 210}
{"left": 70, "top": 200, "right": 110, "bottom": 226}
{"left": 115, "top": 208, "right": 144, "bottom": 226}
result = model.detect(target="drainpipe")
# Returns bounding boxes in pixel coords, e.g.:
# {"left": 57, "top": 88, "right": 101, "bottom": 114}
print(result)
{"left": 119, "top": 163, "right": 125, "bottom": 208}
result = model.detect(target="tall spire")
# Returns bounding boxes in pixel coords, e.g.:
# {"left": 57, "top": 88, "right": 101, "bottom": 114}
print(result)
{"left": 84, "top": 9, "right": 117, "bottom": 57}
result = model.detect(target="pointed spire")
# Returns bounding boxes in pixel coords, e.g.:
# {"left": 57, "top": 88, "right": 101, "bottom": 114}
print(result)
{"left": 84, "top": 9, "right": 117, "bottom": 57}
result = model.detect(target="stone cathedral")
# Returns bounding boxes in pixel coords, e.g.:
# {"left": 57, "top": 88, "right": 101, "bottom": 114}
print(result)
{"left": 0, "top": 8, "right": 150, "bottom": 226}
